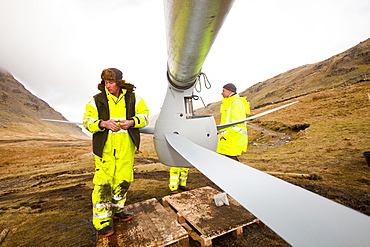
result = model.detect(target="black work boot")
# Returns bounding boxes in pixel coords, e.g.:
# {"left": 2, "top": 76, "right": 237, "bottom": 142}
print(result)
{"left": 179, "top": 186, "right": 191, "bottom": 191}
{"left": 98, "top": 221, "right": 114, "bottom": 237}
{"left": 113, "top": 211, "right": 133, "bottom": 222}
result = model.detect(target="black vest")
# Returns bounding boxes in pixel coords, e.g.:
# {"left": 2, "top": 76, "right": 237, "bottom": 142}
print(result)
{"left": 92, "top": 89, "right": 140, "bottom": 157}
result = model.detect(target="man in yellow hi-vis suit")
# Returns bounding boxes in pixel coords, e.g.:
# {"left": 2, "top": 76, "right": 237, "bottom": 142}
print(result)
{"left": 217, "top": 83, "right": 250, "bottom": 161}
{"left": 83, "top": 68, "right": 149, "bottom": 237}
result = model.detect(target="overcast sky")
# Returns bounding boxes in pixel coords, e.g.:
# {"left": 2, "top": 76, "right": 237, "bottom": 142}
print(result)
{"left": 0, "top": 0, "right": 369, "bottom": 123}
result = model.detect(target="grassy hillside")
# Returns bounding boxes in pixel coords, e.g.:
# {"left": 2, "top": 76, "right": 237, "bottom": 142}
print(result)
{"left": 245, "top": 81, "right": 370, "bottom": 213}
{"left": 242, "top": 38, "right": 370, "bottom": 109}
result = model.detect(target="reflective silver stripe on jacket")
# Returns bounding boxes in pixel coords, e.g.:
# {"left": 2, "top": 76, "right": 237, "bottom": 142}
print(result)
{"left": 108, "top": 129, "right": 128, "bottom": 134}
{"left": 135, "top": 96, "right": 142, "bottom": 107}
{"left": 136, "top": 113, "right": 149, "bottom": 125}
{"left": 112, "top": 201, "right": 126, "bottom": 208}
{"left": 231, "top": 126, "right": 248, "bottom": 135}
{"left": 84, "top": 117, "right": 97, "bottom": 127}
{"left": 180, "top": 174, "right": 187, "bottom": 183}
{"left": 112, "top": 194, "right": 126, "bottom": 201}
{"left": 93, "top": 202, "right": 111, "bottom": 209}
{"left": 93, "top": 211, "right": 112, "bottom": 219}
{"left": 93, "top": 200, "right": 126, "bottom": 210}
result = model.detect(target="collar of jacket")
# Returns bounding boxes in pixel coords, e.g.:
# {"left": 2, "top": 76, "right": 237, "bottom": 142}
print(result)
{"left": 105, "top": 87, "right": 126, "bottom": 103}
{"left": 221, "top": 93, "right": 240, "bottom": 108}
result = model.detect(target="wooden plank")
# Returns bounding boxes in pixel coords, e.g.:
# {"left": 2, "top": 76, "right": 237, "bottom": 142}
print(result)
{"left": 0, "top": 229, "right": 9, "bottom": 244}
{"left": 96, "top": 198, "right": 189, "bottom": 247}
{"left": 162, "top": 186, "right": 256, "bottom": 246}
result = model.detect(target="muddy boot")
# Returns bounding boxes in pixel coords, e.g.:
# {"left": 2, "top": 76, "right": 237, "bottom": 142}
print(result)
{"left": 113, "top": 211, "right": 133, "bottom": 222}
{"left": 98, "top": 221, "right": 114, "bottom": 237}
{"left": 179, "top": 186, "right": 191, "bottom": 191}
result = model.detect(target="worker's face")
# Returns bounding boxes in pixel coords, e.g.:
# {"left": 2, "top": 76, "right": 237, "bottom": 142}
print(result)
{"left": 222, "top": 88, "right": 233, "bottom": 98}
{"left": 105, "top": 80, "right": 120, "bottom": 97}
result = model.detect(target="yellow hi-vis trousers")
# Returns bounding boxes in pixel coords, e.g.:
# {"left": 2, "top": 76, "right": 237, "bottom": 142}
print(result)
{"left": 169, "top": 167, "right": 189, "bottom": 191}
{"left": 91, "top": 145, "right": 134, "bottom": 231}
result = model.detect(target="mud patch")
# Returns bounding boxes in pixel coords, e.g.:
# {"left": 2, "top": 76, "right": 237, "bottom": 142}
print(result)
{"left": 285, "top": 178, "right": 370, "bottom": 216}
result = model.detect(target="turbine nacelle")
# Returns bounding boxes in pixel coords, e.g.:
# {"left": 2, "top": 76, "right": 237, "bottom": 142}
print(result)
{"left": 153, "top": 83, "right": 217, "bottom": 168}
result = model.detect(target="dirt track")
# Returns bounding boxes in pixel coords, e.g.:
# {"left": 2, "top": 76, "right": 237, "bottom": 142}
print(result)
{"left": 248, "top": 123, "right": 293, "bottom": 152}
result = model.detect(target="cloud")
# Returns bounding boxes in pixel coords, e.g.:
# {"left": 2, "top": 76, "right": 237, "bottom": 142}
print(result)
{"left": 0, "top": 0, "right": 369, "bottom": 123}
{"left": 0, "top": 0, "right": 167, "bottom": 121}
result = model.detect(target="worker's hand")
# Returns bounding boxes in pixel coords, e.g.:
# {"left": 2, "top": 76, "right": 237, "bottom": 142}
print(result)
{"left": 118, "top": 120, "right": 134, "bottom": 130}
{"left": 100, "top": 119, "right": 121, "bottom": 132}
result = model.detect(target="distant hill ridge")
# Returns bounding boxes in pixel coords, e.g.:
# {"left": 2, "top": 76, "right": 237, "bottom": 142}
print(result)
{"left": 0, "top": 69, "right": 86, "bottom": 139}
{"left": 195, "top": 38, "right": 370, "bottom": 117}
{"left": 241, "top": 38, "right": 370, "bottom": 109}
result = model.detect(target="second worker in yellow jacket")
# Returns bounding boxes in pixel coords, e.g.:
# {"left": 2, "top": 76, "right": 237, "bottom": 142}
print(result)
{"left": 217, "top": 83, "right": 250, "bottom": 161}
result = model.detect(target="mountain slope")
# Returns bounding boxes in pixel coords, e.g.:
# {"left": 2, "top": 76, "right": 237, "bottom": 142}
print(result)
{"left": 241, "top": 38, "right": 370, "bottom": 109}
{"left": 0, "top": 70, "right": 87, "bottom": 139}
{"left": 195, "top": 38, "right": 370, "bottom": 120}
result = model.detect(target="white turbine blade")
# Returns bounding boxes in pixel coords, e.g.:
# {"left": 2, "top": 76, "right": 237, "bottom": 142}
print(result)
{"left": 41, "top": 118, "right": 154, "bottom": 134}
{"left": 165, "top": 133, "right": 370, "bottom": 247}
{"left": 139, "top": 126, "right": 154, "bottom": 134}
{"left": 41, "top": 118, "right": 82, "bottom": 125}
{"left": 216, "top": 101, "right": 299, "bottom": 131}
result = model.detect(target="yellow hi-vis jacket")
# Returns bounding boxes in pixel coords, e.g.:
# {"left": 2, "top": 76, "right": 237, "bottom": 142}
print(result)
{"left": 217, "top": 93, "right": 250, "bottom": 156}
{"left": 83, "top": 87, "right": 149, "bottom": 184}
{"left": 83, "top": 87, "right": 149, "bottom": 230}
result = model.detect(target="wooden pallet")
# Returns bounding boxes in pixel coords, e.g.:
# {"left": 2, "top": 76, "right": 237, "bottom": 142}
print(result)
{"left": 96, "top": 198, "right": 189, "bottom": 247}
{"left": 162, "top": 186, "right": 257, "bottom": 247}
